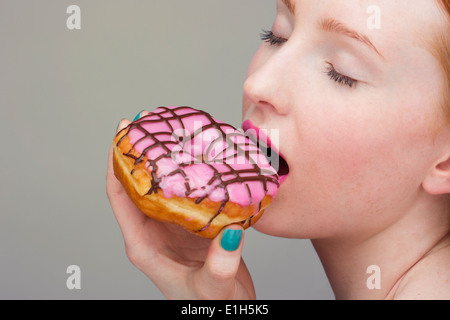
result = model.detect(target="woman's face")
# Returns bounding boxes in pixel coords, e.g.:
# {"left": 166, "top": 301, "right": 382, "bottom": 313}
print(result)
{"left": 242, "top": 0, "right": 448, "bottom": 239}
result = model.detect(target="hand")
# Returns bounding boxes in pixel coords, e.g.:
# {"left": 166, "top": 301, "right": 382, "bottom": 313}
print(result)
{"left": 106, "top": 114, "right": 256, "bottom": 300}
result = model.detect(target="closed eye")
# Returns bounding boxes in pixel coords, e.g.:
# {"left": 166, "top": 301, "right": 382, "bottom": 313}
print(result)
{"left": 260, "top": 29, "right": 287, "bottom": 46}
{"left": 325, "top": 62, "right": 357, "bottom": 88}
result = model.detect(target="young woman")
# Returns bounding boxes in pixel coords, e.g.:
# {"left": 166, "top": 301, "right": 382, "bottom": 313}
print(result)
{"left": 107, "top": 0, "right": 450, "bottom": 299}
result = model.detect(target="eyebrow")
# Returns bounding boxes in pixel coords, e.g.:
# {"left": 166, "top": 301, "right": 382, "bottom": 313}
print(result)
{"left": 319, "top": 17, "right": 383, "bottom": 58}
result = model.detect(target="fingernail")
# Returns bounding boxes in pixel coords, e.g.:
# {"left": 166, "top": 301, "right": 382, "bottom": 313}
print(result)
{"left": 221, "top": 229, "right": 243, "bottom": 252}
{"left": 133, "top": 110, "right": 144, "bottom": 122}
{"left": 116, "top": 119, "right": 123, "bottom": 132}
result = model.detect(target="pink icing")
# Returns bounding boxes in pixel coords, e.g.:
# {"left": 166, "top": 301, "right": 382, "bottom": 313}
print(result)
{"left": 119, "top": 106, "right": 279, "bottom": 209}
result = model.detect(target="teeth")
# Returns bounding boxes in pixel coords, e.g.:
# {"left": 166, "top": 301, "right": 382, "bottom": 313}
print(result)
{"left": 241, "top": 118, "right": 290, "bottom": 178}
{"left": 243, "top": 130, "right": 289, "bottom": 177}
{"left": 261, "top": 146, "right": 289, "bottom": 177}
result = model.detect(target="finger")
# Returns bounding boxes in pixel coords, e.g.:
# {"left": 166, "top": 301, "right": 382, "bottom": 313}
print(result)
{"left": 106, "top": 118, "right": 147, "bottom": 243}
{"left": 132, "top": 110, "right": 150, "bottom": 121}
{"left": 194, "top": 225, "right": 245, "bottom": 299}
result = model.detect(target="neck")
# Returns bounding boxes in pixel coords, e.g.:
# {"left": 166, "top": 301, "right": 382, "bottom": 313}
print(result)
{"left": 311, "top": 193, "right": 450, "bottom": 300}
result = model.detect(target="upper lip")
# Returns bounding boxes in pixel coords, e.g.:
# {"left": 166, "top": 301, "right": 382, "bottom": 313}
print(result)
{"left": 242, "top": 120, "right": 289, "bottom": 184}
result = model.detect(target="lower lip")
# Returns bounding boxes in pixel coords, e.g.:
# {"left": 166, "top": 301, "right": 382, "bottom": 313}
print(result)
{"left": 278, "top": 174, "right": 288, "bottom": 185}
{"left": 241, "top": 120, "right": 289, "bottom": 185}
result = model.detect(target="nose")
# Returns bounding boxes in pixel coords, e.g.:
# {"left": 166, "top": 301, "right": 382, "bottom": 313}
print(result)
{"left": 243, "top": 46, "right": 291, "bottom": 117}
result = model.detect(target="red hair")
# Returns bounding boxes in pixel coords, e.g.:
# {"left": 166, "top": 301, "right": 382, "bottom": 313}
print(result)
{"left": 435, "top": 0, "right": 450, "bottom": 121}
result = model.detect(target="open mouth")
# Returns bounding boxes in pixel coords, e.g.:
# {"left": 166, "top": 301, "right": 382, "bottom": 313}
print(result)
{"left": 260, "top": 144, "right": 290, "bottom": 177}
{"left": 242, "top": 120, "right": 290, "bottom": 184}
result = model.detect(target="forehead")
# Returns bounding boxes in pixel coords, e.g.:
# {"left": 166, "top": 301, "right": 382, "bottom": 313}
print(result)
{"left": 368, "top": 0, "right": 445, "bottom": 63}
{"left": 286, "top": 0, "right": 445, "bottom": 59}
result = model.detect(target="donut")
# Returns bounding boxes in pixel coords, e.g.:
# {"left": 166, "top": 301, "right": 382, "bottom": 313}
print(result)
{"left": 113, "top": 106, "right": 279, "bottom": 238}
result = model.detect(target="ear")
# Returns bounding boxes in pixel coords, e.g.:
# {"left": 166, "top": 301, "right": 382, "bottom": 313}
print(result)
{"left": 423, "top": 152, "right": 450, "bottom": 195}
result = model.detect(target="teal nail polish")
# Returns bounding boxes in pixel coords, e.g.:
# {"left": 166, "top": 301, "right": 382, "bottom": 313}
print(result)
{"left": 221, "top": 229, "right": 242, "bottom": 252}
{"left": 116, "top": 119, "right": 123, "bottom": 132}
{"left": 133, "top": 110, "right": 144, "bottom": 121}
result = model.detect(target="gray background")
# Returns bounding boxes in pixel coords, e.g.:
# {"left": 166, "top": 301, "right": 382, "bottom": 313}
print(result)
{"left": 0, "top": 0, "right": 334, "bottom": 299}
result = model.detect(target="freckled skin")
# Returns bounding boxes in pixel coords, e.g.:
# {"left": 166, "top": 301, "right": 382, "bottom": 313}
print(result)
{"left": 242, "top": 0, "right": 450, "bottom": 300}
{"left": 242, "top": 0, "right": 446, "bottom": 240}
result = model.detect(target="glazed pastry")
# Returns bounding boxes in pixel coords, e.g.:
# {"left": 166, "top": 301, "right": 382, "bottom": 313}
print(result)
{"left": 113, "top": 106, "right": 279, "bottom": 238}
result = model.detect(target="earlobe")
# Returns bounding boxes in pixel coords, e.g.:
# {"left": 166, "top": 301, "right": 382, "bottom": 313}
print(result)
{"left": 423, "top": 153, "right": 450, "bottom": 195}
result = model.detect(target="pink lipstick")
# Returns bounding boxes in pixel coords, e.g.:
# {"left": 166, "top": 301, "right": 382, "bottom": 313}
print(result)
{"left": 242, "top": 120, "right": 290, "bottom": 184}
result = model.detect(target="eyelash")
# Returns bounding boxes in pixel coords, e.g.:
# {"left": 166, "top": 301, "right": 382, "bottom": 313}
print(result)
{"left": 260, "top": 29, "right": 287, "bottom": 46}
{"left": 260, "top": 29, "right": 358, "bottom": 89}
{"left": 325, "top": 63, "right": 357, "bottom": 88}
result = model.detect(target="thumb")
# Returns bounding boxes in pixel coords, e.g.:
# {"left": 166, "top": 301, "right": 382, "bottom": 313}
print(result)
{"left": 195, "top": 225, "right": 244, "bottom": 299}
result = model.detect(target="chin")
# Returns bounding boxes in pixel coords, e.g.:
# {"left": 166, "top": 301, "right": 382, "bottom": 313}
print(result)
{"left": 251, "top": 178, "right": 330, "bottom": 239}
{"left": 251, "top": 188, "right": 303, "bottom": 238}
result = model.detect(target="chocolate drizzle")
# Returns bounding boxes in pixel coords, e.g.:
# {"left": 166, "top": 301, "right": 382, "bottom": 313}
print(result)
{"left": 116, "top": 106, "right": 279, "bottom": 232}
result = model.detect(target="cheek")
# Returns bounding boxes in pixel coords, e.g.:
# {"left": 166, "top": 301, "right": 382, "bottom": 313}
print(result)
{"left": 298, "top": 106, "right": 381, "bottom": 182}
{"left": 252, "top": 102, "right": 437, "bottom": 239}
{"left": 292, "top": 99, "right": 434, "bottom": 230}
{"left": 300, "top": 83, "right": 436, "bottom": 184}
{"left": 310, "top": 126, "right": 372, "bottom": 178}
